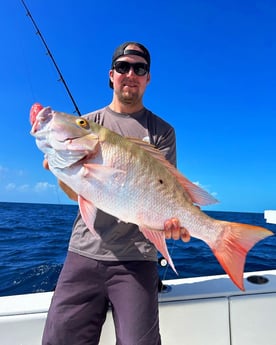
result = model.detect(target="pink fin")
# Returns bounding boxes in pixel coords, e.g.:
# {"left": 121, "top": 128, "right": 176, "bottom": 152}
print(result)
{"left": 173, "top": 174, "right": 218, "bottom": 206}
{"left": 140, "top": 227, "right": 177, "bottom": 274}
{"left": 209, "top": 221, "right": 273, "bottom": 290}
{"left": 127, "top": 137, "right": 218, "bottom": 206}
{"left": 78, "top": 195, "right": 99, "bottom": 237}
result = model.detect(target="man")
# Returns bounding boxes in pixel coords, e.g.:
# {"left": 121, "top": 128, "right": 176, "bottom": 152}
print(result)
{"left": 42, "top": 41, "right": 190, "bottom": 345}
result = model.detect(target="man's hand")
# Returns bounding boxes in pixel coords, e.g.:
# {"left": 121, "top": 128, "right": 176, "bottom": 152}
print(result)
{"left": 164, "top": 217, "right": 191, "bottom": 243}
{"left": 43, "top": 159, "right": 78, "bottom": 201}
{"left": 43, "top": 159, "right": 49, "bottom": 170}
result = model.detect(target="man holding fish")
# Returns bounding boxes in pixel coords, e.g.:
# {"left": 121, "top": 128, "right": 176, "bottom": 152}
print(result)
{"left": 31, "top": 40, "right": 273, "bottom": 345}
{"left": 41, "top": 42, "right": 190, "bottom": 345}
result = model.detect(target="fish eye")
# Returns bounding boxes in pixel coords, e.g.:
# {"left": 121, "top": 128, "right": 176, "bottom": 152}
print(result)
{"left": 76, "top": 118, "right": 90, "bottom": 129}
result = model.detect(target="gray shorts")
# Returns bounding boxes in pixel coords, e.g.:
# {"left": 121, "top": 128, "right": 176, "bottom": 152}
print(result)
{"left": 42, "top": 251, "right": 161, "bottom": 345}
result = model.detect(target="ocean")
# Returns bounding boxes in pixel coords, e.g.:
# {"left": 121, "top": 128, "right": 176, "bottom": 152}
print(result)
{"left": 0, "top": 202, "right": 275, "bottom": 297}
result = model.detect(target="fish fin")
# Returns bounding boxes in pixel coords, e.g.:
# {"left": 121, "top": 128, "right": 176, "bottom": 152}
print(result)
{"left": 83, "top": 163, "right": 126, "bottom": 184}
{"left": 140, "top": 227, "right": 177, "bottom": 275}
{"left": 126, "top": 137, "right": 158, "bottom": 152}
{"left": 127, "top": 137, "right": 217, "bottom": 206}
{"left": 209, "top": 221, "right": 273, "bottom": 290}
{"left": 78, "top": 195, "right": 99, "bottom": 237}
{"left": 175, "top": 175, "right": 218, "bottom": 206}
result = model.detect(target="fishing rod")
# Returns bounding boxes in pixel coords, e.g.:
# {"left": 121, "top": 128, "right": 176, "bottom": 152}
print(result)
{"left": 21, "top": 0, "right": 82, "bottom": 116}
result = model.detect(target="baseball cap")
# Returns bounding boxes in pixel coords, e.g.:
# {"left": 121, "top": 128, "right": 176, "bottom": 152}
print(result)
{"left": 109, "top": 41, "right": 151, "bottom": 88}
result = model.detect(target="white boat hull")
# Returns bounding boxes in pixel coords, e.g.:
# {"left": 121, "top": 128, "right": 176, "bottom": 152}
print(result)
{"left": 264, "top": 210, "right": 276, "bottom": 224}
{"left": 0, "top": 270, "right": 276, "bottom": 345}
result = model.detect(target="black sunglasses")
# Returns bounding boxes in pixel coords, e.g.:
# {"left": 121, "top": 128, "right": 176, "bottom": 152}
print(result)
{"left": 113, "top": 61, "right": 149, "bottom": 76}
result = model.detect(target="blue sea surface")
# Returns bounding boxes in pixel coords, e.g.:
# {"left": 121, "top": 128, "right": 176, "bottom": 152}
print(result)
{"left": 0, "top": 202, "right": 275, "bottom": 297}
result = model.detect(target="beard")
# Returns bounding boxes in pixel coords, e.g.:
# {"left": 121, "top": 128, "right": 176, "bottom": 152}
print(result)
{"left": 116, "top": 85, "right": 142, "bottom": 105}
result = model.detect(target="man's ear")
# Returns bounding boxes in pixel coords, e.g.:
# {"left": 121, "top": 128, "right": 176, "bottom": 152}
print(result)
{"left": 109, "top": 69, "right": 114, "bottom": 85}
{"left": 146, "top": 72, "right": 151, "bottom": 85}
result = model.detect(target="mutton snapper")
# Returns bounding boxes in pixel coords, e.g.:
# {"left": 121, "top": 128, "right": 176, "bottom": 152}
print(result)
{"left": 30, "top": 103, "right": 273, "bottom": 290}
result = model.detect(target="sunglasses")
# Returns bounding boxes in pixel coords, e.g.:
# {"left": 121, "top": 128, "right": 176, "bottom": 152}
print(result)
{"left": 113, "top": 61, "right": 149, "bottom": 76}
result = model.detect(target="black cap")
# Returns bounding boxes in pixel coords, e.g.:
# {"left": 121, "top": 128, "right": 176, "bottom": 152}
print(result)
{"left": 109, "top": 41, "right": 151, "bottom": 88}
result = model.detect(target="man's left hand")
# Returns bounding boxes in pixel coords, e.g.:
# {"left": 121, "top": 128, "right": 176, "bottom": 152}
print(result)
{"left": 164, "top": 218, "right": 191, "bottom": 243}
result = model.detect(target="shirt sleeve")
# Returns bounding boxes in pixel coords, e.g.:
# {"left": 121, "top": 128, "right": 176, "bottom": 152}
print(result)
{"left": 147, "top": 110, "right": 177, "bottom": 167}
{"left": 155, "top": 126, "right": 177, "bottom": 167}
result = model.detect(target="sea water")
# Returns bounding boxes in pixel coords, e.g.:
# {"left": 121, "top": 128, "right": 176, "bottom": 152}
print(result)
{"left": 0, "top": 202, "right": 275, "bottom": 296}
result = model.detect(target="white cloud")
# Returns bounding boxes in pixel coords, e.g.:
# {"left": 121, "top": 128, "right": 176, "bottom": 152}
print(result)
{"left": 4, "top": 181, "right": 56, "bottom": 194}
{"left": 0, "top": 165, "right": 8, "bottom": 176}
{"left": 18, "top": 184, "right": 30, "bottom": 192}
{"left": 0, "top": 165, "right": 26, "bottom": 177}
{"left": 17, "top": 169, "right": 25, "bottom": 177}
{"left": 34, "top": 182, "right": 56, "bottom": 192}
{"left": 5, "top": 183, "right": 16, "bottom": 191}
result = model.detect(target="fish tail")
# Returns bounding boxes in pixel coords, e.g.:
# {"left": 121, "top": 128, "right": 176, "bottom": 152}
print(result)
{"left": 209, "top": 221, "right": 273, "bottom": 290}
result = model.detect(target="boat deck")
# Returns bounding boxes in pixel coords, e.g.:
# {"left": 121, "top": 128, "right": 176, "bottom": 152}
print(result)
{"left": 0, "top": 270, "right": 275, "bottom": 345}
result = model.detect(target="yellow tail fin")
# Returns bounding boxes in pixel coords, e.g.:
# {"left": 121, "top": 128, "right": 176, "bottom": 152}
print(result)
{"left": 210, "top": 221, "right": 273, "bottom": 290}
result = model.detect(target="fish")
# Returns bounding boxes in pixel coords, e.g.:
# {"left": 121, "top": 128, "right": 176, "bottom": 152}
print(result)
{"left": 30, "top": 103, "right": 273, "bottom": 291}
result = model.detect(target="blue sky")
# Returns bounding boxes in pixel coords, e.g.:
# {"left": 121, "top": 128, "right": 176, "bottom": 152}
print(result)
{"left": 0, "top": 0, "right": 275, "bottom": 212}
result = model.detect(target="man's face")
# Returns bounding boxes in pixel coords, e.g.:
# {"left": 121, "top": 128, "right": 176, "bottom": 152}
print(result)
{"left": 109, "top": 47, "right": 150, "bottom": 105}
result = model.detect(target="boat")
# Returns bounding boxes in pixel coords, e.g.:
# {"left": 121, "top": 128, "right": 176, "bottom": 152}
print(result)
{"left": 264, "top": 210, "right": 276, "bottom": 225}
{"left": 0, "top": 269, "right": 275, "bottom": 345}
{"left": 1, "top": 212, "right": 275, "bottom": 345}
